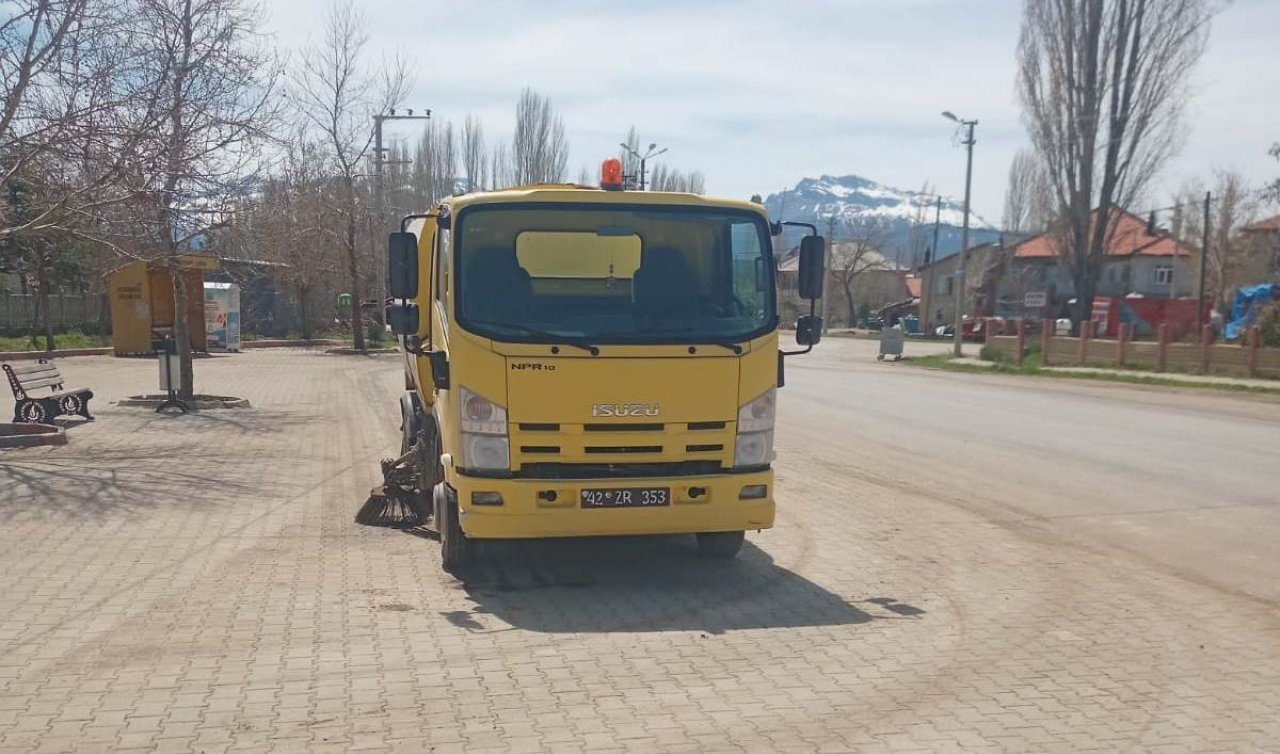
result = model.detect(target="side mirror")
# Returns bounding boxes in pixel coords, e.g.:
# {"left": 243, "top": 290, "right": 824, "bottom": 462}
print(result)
{"left": 797, "top": 235, "right": 825, "bottom": 300}
{"left": 387, "top": 302, "right": 419, "bottom": 335}
{"left": 796, "top": 314, "right": 823, "bottom": 346}
{"left": 388, "top": 232, "right": 418, "bottom": 299}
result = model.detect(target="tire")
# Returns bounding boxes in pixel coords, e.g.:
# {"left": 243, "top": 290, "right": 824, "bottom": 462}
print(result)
{"left": 399, "top": 392, "right": 422, "bottom": 455}
{"left": 436, "top": 484, "right": 472, "bottom": 573}
{"left": 696, "top": 531, "right": 745, "bottom": 559}
{"left": 412, "top": 417, "right": 443, "bottom": 521}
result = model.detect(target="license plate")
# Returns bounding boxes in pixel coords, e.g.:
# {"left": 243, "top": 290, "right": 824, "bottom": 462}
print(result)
{"left": 580, "top": 487, "right": 670, "bottom": 509}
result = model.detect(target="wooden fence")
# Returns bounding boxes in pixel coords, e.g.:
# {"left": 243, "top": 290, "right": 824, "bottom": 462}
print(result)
{"left": 0, "top": 293, "right": 108, "bottom": 333}
{"left": 982, "top": 319, "right": 1279, "bottom": 380}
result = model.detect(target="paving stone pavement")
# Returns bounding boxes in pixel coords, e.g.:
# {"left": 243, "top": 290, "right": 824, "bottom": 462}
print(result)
{"left": 1, "top": 348, "right": 1277, "bottom": 753}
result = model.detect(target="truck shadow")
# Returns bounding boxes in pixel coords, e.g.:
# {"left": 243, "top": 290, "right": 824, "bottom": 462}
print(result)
{"left": 449, "top": 535, "right": 873, "bottom": 634}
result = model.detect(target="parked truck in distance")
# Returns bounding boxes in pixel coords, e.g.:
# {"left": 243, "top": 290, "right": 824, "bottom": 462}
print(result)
{"left": 381, "top": 158, "right": 826, "bottom": 571}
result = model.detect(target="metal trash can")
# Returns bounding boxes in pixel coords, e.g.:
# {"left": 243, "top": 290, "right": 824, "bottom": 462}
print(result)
{"left": 878, "top": 324, "right": 905, "bottom": 361}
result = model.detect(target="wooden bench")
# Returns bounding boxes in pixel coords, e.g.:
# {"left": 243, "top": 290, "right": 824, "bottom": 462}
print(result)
{"left": 3, "top": 359, "right": 95, "bottom": 424}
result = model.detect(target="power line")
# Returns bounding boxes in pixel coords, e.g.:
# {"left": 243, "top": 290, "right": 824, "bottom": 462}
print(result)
{"left": 1128, "top": 186, "right": 1271, "bottom": 220}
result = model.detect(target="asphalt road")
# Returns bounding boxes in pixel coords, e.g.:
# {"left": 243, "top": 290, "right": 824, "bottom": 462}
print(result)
{"left": 788, "top": 337, "right": 1280, "bottom": 605}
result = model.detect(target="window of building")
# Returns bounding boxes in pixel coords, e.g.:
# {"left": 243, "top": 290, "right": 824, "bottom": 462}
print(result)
{"left": 936, "top": 275, "right": 953, "bottom": 295}
{"left": 1152, "top": 265, "right": 1173, "bottom": 286}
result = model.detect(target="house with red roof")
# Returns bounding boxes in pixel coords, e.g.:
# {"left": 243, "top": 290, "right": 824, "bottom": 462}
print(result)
{"left": 1000, "top": 209, "right": 1195, "bottom": 317}
{"left": 1240, "top": 215, "right": 1280, "bottom": 285}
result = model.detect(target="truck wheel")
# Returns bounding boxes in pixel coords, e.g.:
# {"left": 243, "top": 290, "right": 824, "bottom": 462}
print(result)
{"left": 436, "top": 484, "right": 472, "bottom": 573}
{"left": 696, "top": 531, "right": 744, "bottom": 559}
{"left": 399, "top": 392, "right": 422, "bottom": 455}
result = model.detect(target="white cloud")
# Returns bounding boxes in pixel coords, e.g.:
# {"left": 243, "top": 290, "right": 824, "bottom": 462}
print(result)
{"left": 264, "top": 0, "right": 1279, "bottom": 221}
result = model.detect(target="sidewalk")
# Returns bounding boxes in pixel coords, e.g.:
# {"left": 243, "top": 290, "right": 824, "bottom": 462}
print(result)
{"left": 955, "top": 356, "right": 1280, "bottom": 391}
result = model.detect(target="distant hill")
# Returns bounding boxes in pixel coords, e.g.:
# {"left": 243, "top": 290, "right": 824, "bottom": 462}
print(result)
{"left": 764, "top": 174, "right": 1001, "bottom": 267}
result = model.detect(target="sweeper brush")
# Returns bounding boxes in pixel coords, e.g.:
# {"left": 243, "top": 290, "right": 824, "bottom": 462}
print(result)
{"left": 356, "top": 448, "right": 429, "bottom": 528}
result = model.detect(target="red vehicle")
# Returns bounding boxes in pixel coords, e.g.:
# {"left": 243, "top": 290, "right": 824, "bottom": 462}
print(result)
{"left": 1090, "top": 297, "right": 1207, "bottom": 340}
{"left": 962, "top": 316, "right": 1005, "bottom": 342}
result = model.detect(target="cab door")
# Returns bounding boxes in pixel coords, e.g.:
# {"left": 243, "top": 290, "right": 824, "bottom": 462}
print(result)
{"left": 409, "top": 214, "right": 438, "bottom": 402}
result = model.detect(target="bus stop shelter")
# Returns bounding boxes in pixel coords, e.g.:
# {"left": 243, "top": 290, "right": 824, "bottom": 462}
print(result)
{"left": 106, "top": 255, "right": 217, "bottom": 356}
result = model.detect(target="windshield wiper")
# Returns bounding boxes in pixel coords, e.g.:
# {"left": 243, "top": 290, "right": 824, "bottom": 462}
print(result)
{"left": 597, "top": 327, "right": 744, "bottom": 355}
{"left": 467, "top": 319, "right": 600, "bottom": 355}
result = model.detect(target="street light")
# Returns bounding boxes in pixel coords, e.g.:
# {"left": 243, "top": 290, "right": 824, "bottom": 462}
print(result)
{"left": 619, "top": 142, "right": 668, "bottom": 190}
{"left": 942, "top": 110, "right": 977, "bottom": 358}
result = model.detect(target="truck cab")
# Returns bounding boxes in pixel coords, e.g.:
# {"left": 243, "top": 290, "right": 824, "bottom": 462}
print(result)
{"left": 385, "top": 165, "right": 824, "bottom": 570}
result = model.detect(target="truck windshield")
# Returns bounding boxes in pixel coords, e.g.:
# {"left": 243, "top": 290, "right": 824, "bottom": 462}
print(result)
{"left": 453, "top": 203, "right": 776, "bottom": 345}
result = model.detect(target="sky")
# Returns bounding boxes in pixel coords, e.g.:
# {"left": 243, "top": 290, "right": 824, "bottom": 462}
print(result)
{"left": 263, "top": 0, "right": 1279, "bottom": 224}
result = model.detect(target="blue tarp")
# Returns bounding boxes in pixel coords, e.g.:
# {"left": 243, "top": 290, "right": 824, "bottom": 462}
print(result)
{"left": 1225, "top": 284, "right": 1280, "bottom": 341}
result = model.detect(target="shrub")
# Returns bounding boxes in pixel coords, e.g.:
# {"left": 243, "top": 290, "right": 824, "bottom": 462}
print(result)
{"left": 979, "top": 344, "right": 1008, "bottom": 363}
{"left": 1259, "top": 303, "right": 1280, "bottom": 347}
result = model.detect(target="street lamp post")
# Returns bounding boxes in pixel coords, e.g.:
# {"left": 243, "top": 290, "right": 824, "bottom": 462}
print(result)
{"left": 619, "top": 142, "right": 668, "bottom": 190}
{"left": 942, "top": 110, "right": 977, "bottom": 358}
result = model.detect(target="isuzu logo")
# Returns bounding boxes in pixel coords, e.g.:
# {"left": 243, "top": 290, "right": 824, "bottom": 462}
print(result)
{"left": 591, "top": 403, "right": 660, "bottom": 417}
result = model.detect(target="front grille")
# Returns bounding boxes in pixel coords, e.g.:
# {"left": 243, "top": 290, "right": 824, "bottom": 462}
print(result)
{"left": 520, "top": 445, "right": 560, "bottom": 454}
{"left": 584, "top": 422, "right": 664, "bottom": 432}
{"left": 687, "top": 421, "right": 726, "bottom": 430}
{"left": 686, "top": 444, "right": 723, "bottom": 453}
{"left": 585, "top": 445, "right": 663, "bottom": 454}
{"left": 513, "top": 461, "right": 726, "bottom": 479}
{"left": 519, "top": 423, "right": 560, "bottom": 432}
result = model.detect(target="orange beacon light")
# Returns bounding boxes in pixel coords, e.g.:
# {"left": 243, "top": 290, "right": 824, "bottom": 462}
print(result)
{"left": 600, "top": 158, "right": 624, "bottom": 190}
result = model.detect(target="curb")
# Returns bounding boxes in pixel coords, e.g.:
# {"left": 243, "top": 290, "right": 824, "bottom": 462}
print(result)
{"left": 0, "top": 423, "right": 67, "bottom": 448}
{"left": 1, "top": 340, "right": 350, "bottom": 360}
{"left": 117, "top": 394, "right": 252, "bottom": 410}
{"left": 0, "top": 347, "right": 112, "bottom": 361}
{"left": 242, "top": 339, "right": 345, "bottom": 349}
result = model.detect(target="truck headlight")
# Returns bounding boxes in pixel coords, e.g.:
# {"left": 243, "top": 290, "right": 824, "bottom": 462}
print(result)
{"left": 734, "top": 388, "right": 775, "bottom": 469}
{"left": 459, "top": 386, "right": 509, "bottom": 470}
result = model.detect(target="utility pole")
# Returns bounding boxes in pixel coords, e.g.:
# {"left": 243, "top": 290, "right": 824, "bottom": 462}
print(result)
{"left": 1198, "top": 190, "right": 1211, "bottom": 328}
{"left": 943, "top": 111, "right": 978, "bottom": 357}
{"left": 822, "top": 215, "right": 835, "bottom": 333}
{"left": 373, "top": 109, "right": 432, "bottom": 226}
{"left": 372, "top": 109, "right": 431, "bottom": 322}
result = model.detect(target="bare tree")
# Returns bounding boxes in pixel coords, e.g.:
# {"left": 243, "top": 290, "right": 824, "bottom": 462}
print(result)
{"left": 228, "top": 133, "right": 343, "bottom": 339}
{"left": 290, "top": 0, "right": 408, "bottom": 351}
{"left": 488, "top": 141, "right": 510, "bottom": 190}
{"left": 648, "top": 163, "right": 706, "bottom": 194}
{"left": 906, "top": 182, "right": 936, "bottom": 269}
{"left": 828, "top": 220, "right": 889, "bottom": 327}
{"left": 2, "top": 1, "right": 171, "bottom": 243}
{"left": 1268, "top": 142, "right": 1280, "bottom": 205}
{"left": 511, "top": 87, "right": 567, "bottom": 185}
{"left": 1002, "top": 148, "right": 1052, "bottom": 235}
{"left": 1176, "top": 170, "right": 1259, "bottom": 310}
{"left": 124, "top": 0, "right": 279, "bottom": 399}
{"left": 1017, "top": 0, "right": 1217, "bottom": 328}
{"left": 429, "top": 120, "right": 456, "bottom": 200}
{"left": 408, "top": 119, "right": 457, "bottom": 206}
{"left": 461, "top": 114, "right": 485, "bottom": 192}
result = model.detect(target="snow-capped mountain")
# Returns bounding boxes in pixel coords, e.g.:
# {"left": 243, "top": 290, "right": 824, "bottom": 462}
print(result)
{"left": 764, "top": 174, "right": 1000, "bottom": 265}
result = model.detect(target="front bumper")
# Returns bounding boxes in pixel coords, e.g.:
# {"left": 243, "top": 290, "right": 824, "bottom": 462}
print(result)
{"left": 446, "top": 469, "right": 775, "bottom": 540}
